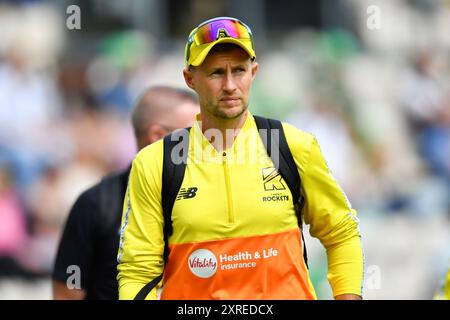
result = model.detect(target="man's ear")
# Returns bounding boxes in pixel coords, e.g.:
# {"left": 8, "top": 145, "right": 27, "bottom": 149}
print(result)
{"left": 147, "top": 124, "right": 167, "bottom": 144}
{"left": 251, "top": 62, "right": 259, "bottom": 80}
{"left": 183, "top": 68, "right": 195, "bottom": 90}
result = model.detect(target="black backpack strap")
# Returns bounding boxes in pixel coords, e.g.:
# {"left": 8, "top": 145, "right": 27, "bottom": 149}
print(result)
{"left": 162, "top": 128, "right": 191, "bottom": 262}
{"left": 253, "top": 115, "right": 308, "bottom": 267}
{"left": 134, "top": 128, "right": 191, "bottom": 300}
{"left": 133, "top": 274, "right": 163, "bottom": 300}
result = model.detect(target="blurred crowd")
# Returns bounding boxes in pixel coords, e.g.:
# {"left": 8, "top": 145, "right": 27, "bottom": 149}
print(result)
{"left": 0, "top": 0, "right": 449, "bottom": 299}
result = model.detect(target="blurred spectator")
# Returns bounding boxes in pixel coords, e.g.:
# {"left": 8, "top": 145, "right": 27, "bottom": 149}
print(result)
{"left": 401, "top": 52, "right": 447, "bottom": 137}
{"left": 52, "top": 86, "right": 199, "bottom": 299}
{"left": 86, "top": 30, "right": 155, "bottom": 115}
{"left": 0, "top": 3, "right": 65, "bottom": 193}
{"left": 0, "top": 49, "right": 63, "bottom": 191}
{"left": 0, "top": 163, "right": 27, "bottom": 277}
{"left": 399, "top": 52, "right": 450, "bottom": 214}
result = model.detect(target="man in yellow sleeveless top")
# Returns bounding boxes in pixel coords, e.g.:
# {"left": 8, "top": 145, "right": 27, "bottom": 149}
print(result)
{"left": 117, "top": 17, "right": 364, "bottom": 300}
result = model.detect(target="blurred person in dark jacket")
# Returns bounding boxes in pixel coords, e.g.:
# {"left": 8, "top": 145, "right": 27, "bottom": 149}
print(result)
{"left": 52, "top": 86, "right": 199, "bottom": 299}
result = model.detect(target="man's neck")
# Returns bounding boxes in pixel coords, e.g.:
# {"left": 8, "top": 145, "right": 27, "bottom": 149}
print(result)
{"left": 200, "top": 110, "right": 248, "bottom": 151}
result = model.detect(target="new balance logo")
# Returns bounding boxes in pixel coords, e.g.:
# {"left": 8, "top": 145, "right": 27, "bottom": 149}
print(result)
{"left": 262, "top": 167, "right": 286, "bottom": 191}
{"left": 177, "top": 187, "right": 198, "bottom": 200}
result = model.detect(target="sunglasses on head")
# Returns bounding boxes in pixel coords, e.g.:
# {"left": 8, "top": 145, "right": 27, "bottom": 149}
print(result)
{"left": 186, "top": 17, "right": 254, "bottom": 63}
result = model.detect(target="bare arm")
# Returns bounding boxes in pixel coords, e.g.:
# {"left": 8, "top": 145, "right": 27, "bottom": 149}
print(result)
{"left": 52, "top": 280, "right": 86, "bottom": 300}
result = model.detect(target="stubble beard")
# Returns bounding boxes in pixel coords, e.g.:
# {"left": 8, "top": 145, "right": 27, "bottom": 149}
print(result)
{"left": 208, "top": 99, "right": 248, "bottom": 120}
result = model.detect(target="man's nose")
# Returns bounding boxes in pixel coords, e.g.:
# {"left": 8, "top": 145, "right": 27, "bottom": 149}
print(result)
{"left": 222, "top": 72, "right": 237, "bottom": 92}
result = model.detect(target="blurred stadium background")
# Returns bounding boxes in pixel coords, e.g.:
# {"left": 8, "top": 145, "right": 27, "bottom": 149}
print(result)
{"left": 0, "top": 0, "right": 449, "bottom": 300}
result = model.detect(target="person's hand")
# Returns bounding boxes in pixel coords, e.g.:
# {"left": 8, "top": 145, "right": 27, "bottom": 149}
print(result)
{"left": 53, "top": 281, "right": 86, "bottom": 300}
{"left": 335, "top": 294, "right": 361, "bottom": 300}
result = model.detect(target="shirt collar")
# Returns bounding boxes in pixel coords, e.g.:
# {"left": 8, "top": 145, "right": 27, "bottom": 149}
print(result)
{"left": 191, "top": 111, "right": 256, "bottom": 156}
